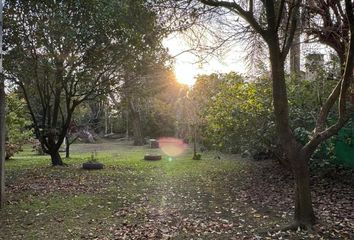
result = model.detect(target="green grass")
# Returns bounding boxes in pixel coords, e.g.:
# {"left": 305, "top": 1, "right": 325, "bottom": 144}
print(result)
{"left": 2, "top": 142, "right": 252, "bottom": 239}
{"left": 1, "top": 141, "right": 349, "bottom": 239}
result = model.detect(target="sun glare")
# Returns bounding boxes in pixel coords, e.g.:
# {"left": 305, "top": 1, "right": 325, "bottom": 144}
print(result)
{"left": 163, "top": 33, "right": 247, "bottom": 86}
{"left": 175, "top": 63, "right": 197, "bottom": 86}
{"left": 158, "top": 137, "right": 187, "bottom": 157}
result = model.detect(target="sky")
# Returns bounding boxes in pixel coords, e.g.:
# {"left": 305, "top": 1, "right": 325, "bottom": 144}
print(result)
{"left": 163, "top": 33, "right": 247, "bottom": 86}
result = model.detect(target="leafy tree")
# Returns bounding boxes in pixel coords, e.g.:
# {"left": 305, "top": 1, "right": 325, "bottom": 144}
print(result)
{"left": 0, "top": 0, "right": 5, "bottom": 209}
{"left": 198, "top": 69, "right": 338, "bottom": 162}
{"left": 141, "top": 74, "right": 182, "bottom": 138}
{"left": 5, "top": 93, "right": 33, "bottom": 159}
{"left": 0, "top": 79, "right": 4, "bottom": 207}
{"left": 158, "top": 0, "right": 354, "bottom": 228}
{"left": 202, "top": 75, "right": 275, "bottom": 154}
{"left": 4, "top": 0, "right": 159, "bottom": 165}
{"left": 115, "top": 60, "right": 176, "bottom": 145}
{"left": 0, "top": 78, "right": 4, "bottom": 208}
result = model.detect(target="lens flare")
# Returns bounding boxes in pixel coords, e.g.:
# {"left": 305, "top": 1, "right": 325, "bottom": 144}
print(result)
{"left": 158, "top": 137, "right": 187, "bottom": 157}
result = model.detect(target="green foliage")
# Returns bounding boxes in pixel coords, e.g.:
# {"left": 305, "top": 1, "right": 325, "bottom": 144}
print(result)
{"left": 4, "top": 0, "right": 167, "bottom": 158}
{"left": 192, "top": 64, "right": 338, "bottom": 156}
{"left": 287, "top": 75, "right": 337, "bottom": 144}
{"left": 142, "top": 97, "right": 177, "bottom": 137}
{"left": 5, "top": 93, "right": 33, "bottom": 159}
{"left": 198, "top": 73, "right": 274, "bottom": 153}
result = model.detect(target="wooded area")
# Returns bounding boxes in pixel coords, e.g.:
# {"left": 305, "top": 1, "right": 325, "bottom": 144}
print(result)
{"left": 0, "top": 0, "right": 353, "bottom": 239}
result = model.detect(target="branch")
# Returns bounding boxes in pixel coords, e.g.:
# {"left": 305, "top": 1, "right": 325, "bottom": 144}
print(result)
{"left": 314, "top": 80, "right": 342, "bottom": 133}
{"left": 303, "top": 0, "right": 354, "bottom": 154}
{"left": 199, "top": 0, "right": 268, "bottom": 39}
{"left": 281, "top": 0, "right": 301, "bottom": 59}
{"left": 275, "top": 0, "right": 286, "bottom": 31}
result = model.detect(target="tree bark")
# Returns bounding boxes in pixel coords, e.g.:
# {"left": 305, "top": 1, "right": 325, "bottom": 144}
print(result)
{"left": 126, "top": 110, "right": 129, "bottom": 138}
{"left": 292, "top": 153, "right": 315, "bottom": 226}
{"left": 65, "top": 136, "right": 70, "bottom": 159}
{"left": 290, "top": 34, "right": 301, "bottom": 75}
{"left": 0, "top": 0, "right": 5, "bottom": 209}
{"left": 128, "top": 99, "right": 144, "bottom": 146}
{"left": 131, "top": 116, "right": 144, "bottom": 145}
{"left": 290, "top": 6, "right": 301, "bottom": 76}
{"left": 0, "top": 77, "right": 5, "bottom": 209}
{"left": 193, "top": 125, "right": 197, "bottom": 159}
{"left": 268, "top": 40, "right": 315, "bottom": 227}
{"left": 50, "top": 150, "right": 63, "bottom": 166}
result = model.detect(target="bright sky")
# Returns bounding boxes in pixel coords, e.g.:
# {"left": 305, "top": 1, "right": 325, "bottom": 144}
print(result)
{"left": 163, "top": 34, "right": 247, "bottom": 86}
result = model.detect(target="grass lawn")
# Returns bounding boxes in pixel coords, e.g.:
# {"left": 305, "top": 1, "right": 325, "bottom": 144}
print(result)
{"left": 0, "top": 141, "right": 353, "bottom": 240}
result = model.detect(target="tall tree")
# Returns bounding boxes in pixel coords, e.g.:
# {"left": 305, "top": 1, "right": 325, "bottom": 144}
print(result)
{"left": 0, "top": 0, "right": 5, "bottom": 209}
{"left": 115, "top": 46, "right": 172, "bottom": 145}
{"left": 4, "top": 0, "right": 158, "bottom": 165}
{"left": 290, "top": 11, "right": 301, "bottom": 75}
{"left": 0, "top": 79, "right": 4, "bottom": 209}
{"left": 119, "top": 64, "right": 175, "bottom": 145}
{"left": 159, "top": 0, "right": 354, "bottom": 228}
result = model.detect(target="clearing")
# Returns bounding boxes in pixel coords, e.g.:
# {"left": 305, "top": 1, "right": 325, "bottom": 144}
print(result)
{"left": 0, "top": 141, "right": 353, "bottom": 240}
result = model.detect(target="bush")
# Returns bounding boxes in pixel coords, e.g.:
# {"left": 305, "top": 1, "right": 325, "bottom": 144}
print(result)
{"left": 203, "top": 76, "right": 275, "bottom": 154}
{"left": 5, "top": 93, "right": 33, "bottom": 159}
{"left": 5, "top": 143, "right": 22, "bottom": 160}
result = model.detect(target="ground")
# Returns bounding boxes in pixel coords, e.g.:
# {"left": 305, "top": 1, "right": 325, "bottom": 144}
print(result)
{"left": 0, "top": 141, "right": 353, "bottom": 240}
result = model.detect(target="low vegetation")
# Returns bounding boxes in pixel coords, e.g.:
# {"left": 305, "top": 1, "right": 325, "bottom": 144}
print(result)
{"left": 1, "top": 141, "right": 352, "bottom": 239}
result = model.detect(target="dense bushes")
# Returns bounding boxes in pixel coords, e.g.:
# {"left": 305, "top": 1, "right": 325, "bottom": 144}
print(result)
{"left": 191, "top": 68, "right": 338, "bottom": 159}
{"left": 188, "top": 73, "right": 276, "bottom": 154}
{"left": 5, "top": 93, "right": 33, "bottom": 159}
{"left": 204, "top": 77, "right": 275, "bottom": 153}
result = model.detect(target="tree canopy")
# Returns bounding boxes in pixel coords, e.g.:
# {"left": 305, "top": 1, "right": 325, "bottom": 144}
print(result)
{"left": 4, "top": 0, "right": 167, "bottom": 165}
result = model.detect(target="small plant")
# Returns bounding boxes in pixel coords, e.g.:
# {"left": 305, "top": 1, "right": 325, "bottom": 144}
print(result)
{"left": 89, "top": 151, "right": 98, "bottom": 162}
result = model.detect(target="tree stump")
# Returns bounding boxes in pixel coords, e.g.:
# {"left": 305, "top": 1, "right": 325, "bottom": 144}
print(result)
{"left": 144, "top": 154, "right": 162, "bottom": 161}
{"left": 82, "top": 161, "right": 104, "bottom": 170}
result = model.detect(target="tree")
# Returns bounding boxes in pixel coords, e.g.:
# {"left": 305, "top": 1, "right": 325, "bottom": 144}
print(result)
{"left": 5, "top": 92, "right": 33, "bottom": 159}
{"left": 160, "top": 0, "right": 354, "bottom": 228}
{"left": 0, "top": 0, "right": 5, "bottom": 209}
{"left": 117, "top": 66, "right": 178, "bottom": 145}
{"left": 142, "top": 76, "right": 182, "bottom": 138}
{"left": 182, "top": 91, "right": 203, "bottom": 159}
{"left": 198, "top": 74, "right": 275, "bottom": 154}
{"left": 4, "top": 0, "right": 158, "bottom": 165}
{"left": 114, "top": 56, "right": 174, "bottom": 145}
{"left": 0, "top": 78, "right": 4, "bottom": 209}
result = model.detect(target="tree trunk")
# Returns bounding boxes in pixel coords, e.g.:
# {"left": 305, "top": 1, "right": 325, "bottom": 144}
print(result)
{"left": 105, "top": 106, "right": 108, "bottom": 135}
{"left": 290, "top": 37, "right": 300, "bottom": 75}
{"left": 0, "top": 0, "right": 5, "bottom": 209}
{"left": 193, "top": 125, "right": 197, "bottom": 158}
{"left": 290, "top": 8, "right": 301, "bottom": 76}
{"left": 0, "top": 77, "right": 5, "bottom": 209}
{"left": 65, "top": 136, "right": 70, "bottom": 159}
{"left": 268, "top": 41, "right": 316, "bottom": 227}
{"left": 126, "top": 110, "right": 129, "bottom": 138}
{"left": 128, "top": 99, "right": 144, "bottom": 146}
{"left": 132, "top": 116, "right": 144, "bottom": 145}
{"left": 292, "top": 154, "right": 316, "bottom": 227}
{"left": 50, "top": 150, "right": 63, "bottom": 166}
